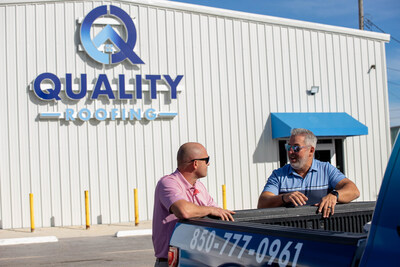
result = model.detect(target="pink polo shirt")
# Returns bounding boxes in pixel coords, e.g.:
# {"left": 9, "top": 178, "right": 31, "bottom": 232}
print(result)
{"left": 152, "top": 169, "right": 217, "bottom": 258}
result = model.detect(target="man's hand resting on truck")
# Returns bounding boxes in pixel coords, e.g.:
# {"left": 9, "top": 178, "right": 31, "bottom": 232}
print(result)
{"left": 282, "top": 191, "right": 308, "bottom": 206}
{"left": 209, "top": 207, "right": 235, "bottom": 221}
{"left": 315, "top": 193, "right": 337, "bottom": 218}
{"left": 314, "top": 178, "right": 361, "bottom": 218}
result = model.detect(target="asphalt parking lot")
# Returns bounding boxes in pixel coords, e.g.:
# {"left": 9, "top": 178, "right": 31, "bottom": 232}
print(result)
{"left": 0, "top": 221, "right": 155, "bottom": 267}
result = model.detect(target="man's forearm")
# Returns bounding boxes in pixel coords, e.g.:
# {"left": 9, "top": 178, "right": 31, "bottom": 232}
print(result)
{"left": 336, "top": 179, "right": 360, "bottom": 203}
{"left": 171, "top": 200, "right": 235, "bottom": 221}
{"left": 257, "top": 194, "right": 285, "bottom": 208}
{"left": 337, "top": 186, "right": 360, "bottom": 203}
{"left": 185, "top": 205, "right": 214, "bottom": 219}
{"left": 172, "top": 201, "right": 213, "bottom": 219}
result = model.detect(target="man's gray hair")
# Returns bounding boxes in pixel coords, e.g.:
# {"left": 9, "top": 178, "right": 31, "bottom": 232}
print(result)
{"left": 290, "top": 128, "right": 317, "bottom": 148}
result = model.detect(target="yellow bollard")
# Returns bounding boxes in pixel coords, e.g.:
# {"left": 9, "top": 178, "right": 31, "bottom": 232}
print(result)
{"left": 29, "top": 193, "right": 35, "bottom": 232}
{"left": 222, "top": 185, "right": 227, "bottom": 210}
{"left": 134, "top": 188, "right": 139, "bottom": 226}
{"left": 85, "top": 190, "right": 90, "bottom": 229}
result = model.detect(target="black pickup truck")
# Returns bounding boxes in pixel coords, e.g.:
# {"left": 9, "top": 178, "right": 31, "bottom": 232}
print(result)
{"left": 168, "top": 138, "right": 400, "bottom": 267}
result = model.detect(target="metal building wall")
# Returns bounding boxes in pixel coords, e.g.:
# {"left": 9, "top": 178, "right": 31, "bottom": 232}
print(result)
{"left": 0, "top": 0, "right": 391, "bottom": 229}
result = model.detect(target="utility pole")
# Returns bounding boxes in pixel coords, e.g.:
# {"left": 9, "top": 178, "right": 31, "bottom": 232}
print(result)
{"left": 358, "top": 0, "right": 364, "bottom": 30}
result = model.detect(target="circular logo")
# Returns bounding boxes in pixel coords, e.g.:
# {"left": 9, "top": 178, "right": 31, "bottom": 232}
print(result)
{"left": 80, "top": 5, "right": 144, "bottom": 65}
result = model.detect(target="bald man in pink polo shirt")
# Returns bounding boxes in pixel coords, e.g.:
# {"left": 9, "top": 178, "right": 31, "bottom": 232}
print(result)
{"left": 152, "top": 142, "right": 235, "bottom": 266}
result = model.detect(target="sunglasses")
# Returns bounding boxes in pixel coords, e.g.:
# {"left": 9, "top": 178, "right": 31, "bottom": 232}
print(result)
{"left": 284, "top": 144, "right": 309, "bottom": 153}
{"left": 191, "top": 156, "right": 210, "bottom": 164}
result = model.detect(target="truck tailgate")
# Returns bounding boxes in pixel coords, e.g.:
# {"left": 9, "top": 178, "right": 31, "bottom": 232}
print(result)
{"left": 170, "top": 203, "right": 374, "bottom": 267}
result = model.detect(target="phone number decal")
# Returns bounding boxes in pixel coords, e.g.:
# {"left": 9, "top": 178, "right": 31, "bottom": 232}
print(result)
{"left": 189, "top": 228, "right": 303, "bottom": 266}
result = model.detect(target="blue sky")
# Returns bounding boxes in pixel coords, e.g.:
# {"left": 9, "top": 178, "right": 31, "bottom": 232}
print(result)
{"left": 171, "top": 0, "right": 400, "bottom": 127}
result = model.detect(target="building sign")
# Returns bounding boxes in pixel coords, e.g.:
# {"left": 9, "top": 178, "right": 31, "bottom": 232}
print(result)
{"left": 80, "top": 5, "right": 144, "bottom": 65}
{"left": 33, "top": 5, "right": 183, "bottom": 121}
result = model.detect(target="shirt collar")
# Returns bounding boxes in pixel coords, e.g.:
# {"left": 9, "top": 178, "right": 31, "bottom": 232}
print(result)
{"left": 309, "top": 159, "right": 318, "bottom": 171}
{"left": 288, "top": 159, "right": 318, "bottom": 176}
{"left": 174, "top": 169, "right": 198, "bottom": 191}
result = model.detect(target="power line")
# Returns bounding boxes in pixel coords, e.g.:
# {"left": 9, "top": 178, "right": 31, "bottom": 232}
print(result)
{"left": 388, "top": 84, "right": 400, "bottom": 102}
{"left": 364, "top": 18, "right": 400, "bottom": 45}
{"left": 388, "top": 81, "right": 400, "bottom": 87}
{"left": 388, "top": 67, "right": 400, "bottom": 73}
{"left": 389, "top": 90, "right": 400, "bottom": 102}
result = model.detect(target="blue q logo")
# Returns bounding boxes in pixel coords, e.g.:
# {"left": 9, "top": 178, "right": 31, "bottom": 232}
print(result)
{"left": 80, "top": 5, "right": 144, "bottom": 65}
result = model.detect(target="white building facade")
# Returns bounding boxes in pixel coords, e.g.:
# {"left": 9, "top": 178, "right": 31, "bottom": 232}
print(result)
{"left": 0, "top": 0, "right": 391, "bottom": 229}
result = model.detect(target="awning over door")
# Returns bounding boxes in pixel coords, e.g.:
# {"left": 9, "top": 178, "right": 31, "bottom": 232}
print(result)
{"left": 271, "top": 112, "right": 368, "bottom": 139}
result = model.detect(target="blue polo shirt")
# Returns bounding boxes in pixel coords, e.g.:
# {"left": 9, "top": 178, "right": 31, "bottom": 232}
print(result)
{"left": 263, "top": 159, "right": 346, "bottom": 205}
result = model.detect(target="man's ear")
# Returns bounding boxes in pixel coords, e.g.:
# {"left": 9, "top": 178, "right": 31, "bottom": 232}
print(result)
{"left": 310, "top": 146, "right": 315, "bottom": 154}
{"left": 192, "top": 160, "right": 198, "bottom": 169}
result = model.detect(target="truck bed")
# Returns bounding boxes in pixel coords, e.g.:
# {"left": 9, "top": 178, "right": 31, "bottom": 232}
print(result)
{"left": 234, "top": 201, "right": 375, "bottom": 233}
{"left": 170, "top": 202, "right": 375, "bottom": 266}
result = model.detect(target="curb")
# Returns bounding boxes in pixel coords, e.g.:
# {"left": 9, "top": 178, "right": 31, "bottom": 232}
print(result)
{"left": 115, "top": 229, "right": 152, "bottom": 237}
{"left": 0, "top": 236, "right": 58, "bottom": 246}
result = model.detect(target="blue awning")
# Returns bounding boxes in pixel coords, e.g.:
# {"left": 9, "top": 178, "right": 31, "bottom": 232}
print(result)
{"left": 271, "top": 112, "right": 368, "bottom": 139}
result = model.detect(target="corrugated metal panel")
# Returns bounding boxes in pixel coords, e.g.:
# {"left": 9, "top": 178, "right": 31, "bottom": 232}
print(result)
{"left": 0, "top": 0, "right": 391, "bottom": 229}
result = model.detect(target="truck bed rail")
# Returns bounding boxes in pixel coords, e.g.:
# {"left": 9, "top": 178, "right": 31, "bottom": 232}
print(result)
{"left": 232, "top": 202, "right": 375, "bottom": 233}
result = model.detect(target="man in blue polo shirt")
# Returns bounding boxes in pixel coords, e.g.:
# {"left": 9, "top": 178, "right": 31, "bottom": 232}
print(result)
{"left": 257, "top": 128, "right": 360, "bottom": 217}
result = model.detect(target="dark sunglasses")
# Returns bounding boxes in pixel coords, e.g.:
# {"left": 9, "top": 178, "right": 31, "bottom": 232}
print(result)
{"left": 191, "top": 156, "right": 210, "bottom": 164}
{"left": 284, "top": 144, "right": 309, "bottom": 153}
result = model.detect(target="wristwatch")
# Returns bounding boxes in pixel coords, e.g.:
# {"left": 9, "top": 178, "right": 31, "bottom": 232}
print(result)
{"left": 330, "top": 190, "right": 339, "bottom": 200}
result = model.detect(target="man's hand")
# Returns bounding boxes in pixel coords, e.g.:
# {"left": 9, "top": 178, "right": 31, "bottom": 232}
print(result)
{"left": 282, "top": 191, "right": 308, "bottom": 206}
{"left": 315, "top": 193, "right": 337, "bottom": 218}
{"left": 209, "top": 207, "right": 235, "bottom": 221}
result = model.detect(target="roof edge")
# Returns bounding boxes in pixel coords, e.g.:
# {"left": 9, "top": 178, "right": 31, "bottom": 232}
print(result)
{"left": 1, "top": 0, "right": 391, "bottom": 42}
